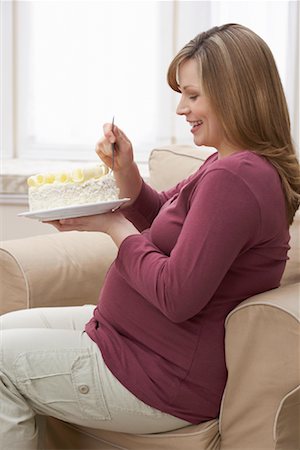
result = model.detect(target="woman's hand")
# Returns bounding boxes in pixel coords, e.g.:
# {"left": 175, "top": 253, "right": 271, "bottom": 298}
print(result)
{"left": 46, "top": 211, "right": 120, "bottom": 234}
{"left": 96, "top": 123, "right": 134, "bottom": 173}
{"left": 44, "top": 211, "right": 140, "bottom": 247}
{"left": 95, "top": 122, "right": 143, "bottom": 204}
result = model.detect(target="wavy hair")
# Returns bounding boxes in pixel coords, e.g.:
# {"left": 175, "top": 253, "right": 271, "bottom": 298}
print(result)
{"left": 167, "top": 24, "right": 300, "bottom": 225}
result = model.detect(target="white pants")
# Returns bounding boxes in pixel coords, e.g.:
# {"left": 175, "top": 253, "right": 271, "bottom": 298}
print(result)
{"left": 0, "top": 305, "right": 190, "bottom": 449}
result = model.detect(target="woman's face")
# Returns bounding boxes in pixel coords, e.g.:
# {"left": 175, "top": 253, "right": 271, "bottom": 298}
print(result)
{"left": 176, "top": 58, "right": 231, "bottom": 154}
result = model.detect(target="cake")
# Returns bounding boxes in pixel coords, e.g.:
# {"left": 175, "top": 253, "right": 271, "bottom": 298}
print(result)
{"left": 27, "top": 163, "right": 119, "bottom": 211}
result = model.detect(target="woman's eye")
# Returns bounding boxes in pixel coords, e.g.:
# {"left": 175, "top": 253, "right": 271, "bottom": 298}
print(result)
{"left": 189, "top": 95, "right": 198, "bottom": 100}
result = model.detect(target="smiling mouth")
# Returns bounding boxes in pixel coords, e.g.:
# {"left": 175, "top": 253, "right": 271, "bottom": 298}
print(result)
{"left": 189, "top": 120, "right": 203, "bottom": 132}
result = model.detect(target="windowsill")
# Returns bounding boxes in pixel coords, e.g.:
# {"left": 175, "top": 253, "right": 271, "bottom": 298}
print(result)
{"left": 0, "top": 158, "right": 149, "bottom": 197}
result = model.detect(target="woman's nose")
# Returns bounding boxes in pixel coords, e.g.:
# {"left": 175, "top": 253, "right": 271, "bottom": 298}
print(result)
{"left": 176, "top": 98, "right": 189, "bottom": 116}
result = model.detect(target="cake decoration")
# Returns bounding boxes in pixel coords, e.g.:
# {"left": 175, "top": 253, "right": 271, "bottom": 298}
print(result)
{"left": 27, "top": 163, "right": 119, "bottom": 211}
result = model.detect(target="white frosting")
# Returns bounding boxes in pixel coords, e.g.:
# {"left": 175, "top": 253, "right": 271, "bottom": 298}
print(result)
{"left": 28, "top": 174, "right": 119, "bottom": 211}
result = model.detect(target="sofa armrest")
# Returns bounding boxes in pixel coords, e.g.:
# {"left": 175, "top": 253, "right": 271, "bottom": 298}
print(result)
{"left": 0, "top": 231, "right": 117, "bottom": 315}
{"left": 220, "top": 282, "right": 300, "bottom": 449}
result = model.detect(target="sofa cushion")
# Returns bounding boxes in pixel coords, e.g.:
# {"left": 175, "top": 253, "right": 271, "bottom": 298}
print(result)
{"left": 274, "top": 385, "right": 300, "bottom": 450}
{"left": 148, "top": 145, "right": 215, "bottom": 191}
{"left": 44, "top": 417, "right": 220, "bottom": 450}
{"left": 281, "top": 211, "right": 300, "bottom": 286}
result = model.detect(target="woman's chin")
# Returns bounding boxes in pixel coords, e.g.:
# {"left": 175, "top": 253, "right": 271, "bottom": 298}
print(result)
{"left": 193, "top": 135, "right": 205, "bottom": 147}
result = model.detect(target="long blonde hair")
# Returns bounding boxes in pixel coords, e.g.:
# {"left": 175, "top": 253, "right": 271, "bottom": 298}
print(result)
{"left": 167, "top": 24, "right": 300, "bottom": 225}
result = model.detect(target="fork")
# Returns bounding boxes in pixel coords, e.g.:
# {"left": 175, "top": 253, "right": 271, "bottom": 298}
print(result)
{"left": 111, "top": 116, "right": 115, "bottom": 172}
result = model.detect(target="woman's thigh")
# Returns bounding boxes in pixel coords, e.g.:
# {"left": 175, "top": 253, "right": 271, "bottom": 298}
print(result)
{"left": 1, "top": 307, "right": 190, "bottom": 433}
{"left": 0, "top": 304, "right": 95, "bottom": 331}
{"left": 1, "top": 325, "right": 111, "bottom": 426}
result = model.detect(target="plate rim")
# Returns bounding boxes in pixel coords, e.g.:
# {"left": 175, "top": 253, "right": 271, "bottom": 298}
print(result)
{"left": 18, "top": 198, "right": 130, "bottom": 220}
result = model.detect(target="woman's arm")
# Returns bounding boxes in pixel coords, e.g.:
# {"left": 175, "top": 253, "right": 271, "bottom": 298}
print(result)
{"left": 115, "top": 169, "right": 261, "bottom": 322}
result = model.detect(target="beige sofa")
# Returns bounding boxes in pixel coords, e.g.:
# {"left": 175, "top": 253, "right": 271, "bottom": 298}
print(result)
{"left": 1, "top": 145, "right": 299, "bottom": 450}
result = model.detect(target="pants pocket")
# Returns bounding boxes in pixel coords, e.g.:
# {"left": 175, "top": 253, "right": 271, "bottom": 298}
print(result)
{"left": 14, "top": 349, "right": 111, "bottom": 421}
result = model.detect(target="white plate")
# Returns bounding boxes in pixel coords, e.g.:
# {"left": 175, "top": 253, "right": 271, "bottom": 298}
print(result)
{"left": 18, "top": 198, "right": 130, "bottom": 221}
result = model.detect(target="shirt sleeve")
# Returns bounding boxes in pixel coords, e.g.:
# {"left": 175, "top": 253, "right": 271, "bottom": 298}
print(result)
{"left": 115, "top": 168, "right": 261, "bottom": 323}
{"left": 123, "top": 173, "right": 199, "bottom": 231}
{"left": 124, "top": 152, "right": 217, "bottom": 230}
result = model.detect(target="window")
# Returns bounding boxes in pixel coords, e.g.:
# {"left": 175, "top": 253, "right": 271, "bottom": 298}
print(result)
{"left": 12, "top": 1, "right": 176, "bottom": 162}
{"left": 1, "top": 1, "right": 298, "bottom": 163}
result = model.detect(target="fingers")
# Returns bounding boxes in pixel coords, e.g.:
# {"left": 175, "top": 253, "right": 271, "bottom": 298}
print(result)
{"left": 95, "top": 122, "right": 133, "bottom": 170}
{"left": 43, "top": 218, "right": 86, "bottom": 232}
{"left": 95, "top": 123, "right": 120, "bottom": 157}
{"left": 103, "top": 123, "right": 129, "bottom": 145}
{"left": 95, "top": 136, "right": 111, "bottom": 157}
{"left": 42, "top": 220, "right": 65, "bottom": 232}
{"left": 103, "top": 122, "right": 117, "bottom": 144}
{"left": 58, "top": 217, "right": 87, "bottom": 231}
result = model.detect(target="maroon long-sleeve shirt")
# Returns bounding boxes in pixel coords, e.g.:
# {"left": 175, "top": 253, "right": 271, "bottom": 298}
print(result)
{"left": 85, "top": 150, "right": 290, "bottom": 423}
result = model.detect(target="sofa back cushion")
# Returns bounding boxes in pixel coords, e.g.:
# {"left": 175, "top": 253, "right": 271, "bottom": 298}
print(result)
{"left": 281, "top": 210, "right": 300, "bottom": 286}
{"left": 148, "top": 145, "right": 215, "bottom": 191}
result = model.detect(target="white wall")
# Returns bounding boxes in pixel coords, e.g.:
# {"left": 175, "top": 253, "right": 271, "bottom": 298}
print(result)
{"left": 1, "top": 201, "right": 57, "bottom": 241}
